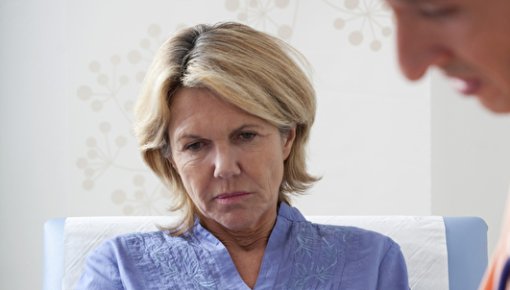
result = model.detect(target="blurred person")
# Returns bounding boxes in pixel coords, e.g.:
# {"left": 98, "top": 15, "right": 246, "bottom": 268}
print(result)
{"left": 385, "top": 0, "right": 510, "bottom": 289}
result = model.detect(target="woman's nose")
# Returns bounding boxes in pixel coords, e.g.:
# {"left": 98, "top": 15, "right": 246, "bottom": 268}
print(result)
{"left": 213, "top": 145, "right": 241, "bottom": 179}
{"left": 396, "top": 17, "right": 451, "bottom": 81}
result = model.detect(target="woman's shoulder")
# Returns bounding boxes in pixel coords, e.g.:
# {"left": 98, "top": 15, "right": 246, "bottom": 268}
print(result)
{"left": 299, "top": 223, "right": 409, "bottom": 288}
{"left": 88, "top": 230, "right": 186, "bottom": 259}
{"left": 296, "top": 220, "right": 391, "bottom": 240}
{"left": 321, "top": 223, "right": 394, "bottom": 243}
{"left": 114, "top": 230, "right": 173, "bottom": 245}
{"left": 78, "top": 231, "right": 200, "bottom": 289}
{"left": 280, "top": 204, "right": 399, "bottom": 254}
{"left": 294, "top": 221, "right": 400, "bottom": 256}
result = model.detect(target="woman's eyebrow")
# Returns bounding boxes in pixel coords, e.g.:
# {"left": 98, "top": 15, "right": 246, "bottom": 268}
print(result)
{"left": 175, "top": 124, "right": 264, "bottom": 142}
{"left": 233, "top": 124, "right": 263, "bottom": 131}
{"left": 229, "top": 124, "right": 266, "bottom": 137}
{"left": 176, "top": 133, "right": 202, "bottom": 143}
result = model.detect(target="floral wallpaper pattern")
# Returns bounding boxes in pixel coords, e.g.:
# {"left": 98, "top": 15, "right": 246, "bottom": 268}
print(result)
{"left": 70, "top": 0, "right": 429, "bottom": 217}
{"left": 75, "top": 24, "right": 175, "bottom": 215}
{"left": 324, "top": 0, "right": 392, "bottom": 51}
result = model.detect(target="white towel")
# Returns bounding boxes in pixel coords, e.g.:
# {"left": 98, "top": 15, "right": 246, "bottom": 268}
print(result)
{"left": 63, "top": 216, "right": 448, "bottom": 290}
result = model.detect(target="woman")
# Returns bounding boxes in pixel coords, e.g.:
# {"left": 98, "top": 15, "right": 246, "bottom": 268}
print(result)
{"left": 77, "top": 22, "right": 409, "bottom": 289}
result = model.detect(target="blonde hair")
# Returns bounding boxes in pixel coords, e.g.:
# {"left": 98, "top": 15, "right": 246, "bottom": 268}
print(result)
{"left": 134, "top": 22, "right": 318, "bottom": 235}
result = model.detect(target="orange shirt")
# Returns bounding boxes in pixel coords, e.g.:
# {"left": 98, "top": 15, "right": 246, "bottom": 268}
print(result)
{"left": 480, "top": 189, "right": 510, "bottom": 290}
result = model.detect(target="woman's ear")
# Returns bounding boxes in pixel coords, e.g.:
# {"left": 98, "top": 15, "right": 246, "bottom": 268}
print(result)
{"left": 162, "top": 144, "right": 177, "bottom": 171}
{"left": 170, "top": 158, "right": 178, "bottom": 171}
{"left": 282, "top": 127, "right": 296, "bottom": 160}
{"left": 170, "top": 159, "right": 182, "bottom": 178}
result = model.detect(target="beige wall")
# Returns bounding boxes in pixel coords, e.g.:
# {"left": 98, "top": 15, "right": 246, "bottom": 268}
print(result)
{"left": 0, "top": 1, "right": 69, "bottom": 290}
{"left": 10, "top": 1, "right": 510, "bottom": 290}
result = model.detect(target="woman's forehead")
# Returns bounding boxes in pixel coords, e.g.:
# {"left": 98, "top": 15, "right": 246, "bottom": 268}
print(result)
{"left": 168, "top": 88, "right": 271, "bottom": 135}
{"left": 170, "top": 87, "right": 240, "bottom": 115}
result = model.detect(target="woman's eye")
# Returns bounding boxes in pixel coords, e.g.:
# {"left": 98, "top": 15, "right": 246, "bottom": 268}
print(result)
{"left": 238, "top": 132, "right": 257, "bottom": 141}
{"left": 184, "top": 141, "right": 205, "bottom": 152}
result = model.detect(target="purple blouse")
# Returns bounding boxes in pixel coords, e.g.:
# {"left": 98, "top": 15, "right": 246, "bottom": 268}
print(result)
{"left": 76, "top": 203, "right": 409, "bottom": 289}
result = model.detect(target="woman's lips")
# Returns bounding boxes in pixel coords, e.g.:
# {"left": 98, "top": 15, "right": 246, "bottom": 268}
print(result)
{"left": 451, "top": 77, "right": 482, "bottom": 96}
{"left": 215, "top": 192, "right": 252, "bottom": 204}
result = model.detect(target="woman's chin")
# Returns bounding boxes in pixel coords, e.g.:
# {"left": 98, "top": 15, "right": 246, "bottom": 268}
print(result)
{"left": 217, "top": 216, "right": 260, "bottom": 232}
{"left": 205, "top": 211, "right": 275, "bottom": 234}
{"left": 201, "top": 213, "right": 253, "bottom": 232}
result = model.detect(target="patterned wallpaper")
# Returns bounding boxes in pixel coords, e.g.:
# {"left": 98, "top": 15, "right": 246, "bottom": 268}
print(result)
{"left": 68, "top": 0, "right": 429, "bottom": 217}
{"left": 74, "top": 22, "right": 171, "bottom": 215}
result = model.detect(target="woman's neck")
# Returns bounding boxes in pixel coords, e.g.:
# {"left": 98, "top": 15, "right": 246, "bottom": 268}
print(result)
{"left": 200, "top": 212, "right": 277, "bottom": 289}
{"left": 201, "top": 211, "right": 276, "bottom": 251}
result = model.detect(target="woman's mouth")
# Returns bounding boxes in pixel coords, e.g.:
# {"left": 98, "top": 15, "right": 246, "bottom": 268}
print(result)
{"left": 215, "top": 192, "right": 252, "bottom": 204}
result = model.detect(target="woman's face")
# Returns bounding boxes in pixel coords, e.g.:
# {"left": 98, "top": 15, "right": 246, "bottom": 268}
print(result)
{"left": 168, "top": 87, "right": 295, "bottom": 232}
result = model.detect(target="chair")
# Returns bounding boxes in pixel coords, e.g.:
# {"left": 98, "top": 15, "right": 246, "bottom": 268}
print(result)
{"left": 44, "top": 216, "right": 487, "bottom": 290}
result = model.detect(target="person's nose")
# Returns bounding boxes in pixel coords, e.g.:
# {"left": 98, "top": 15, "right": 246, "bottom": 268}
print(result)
{"left": 212, "top": 144, "right": 241, "bottom": 179}
{"left": 396, "top": 17, "right": 451, "bottom": 81}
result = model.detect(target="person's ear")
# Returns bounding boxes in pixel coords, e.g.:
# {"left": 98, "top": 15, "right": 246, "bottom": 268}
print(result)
{"left": 169, "top": 158, "right": 179, "bottom": 172}
{"left": 282, "top": 127, "right": 296, "bottom": 160}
